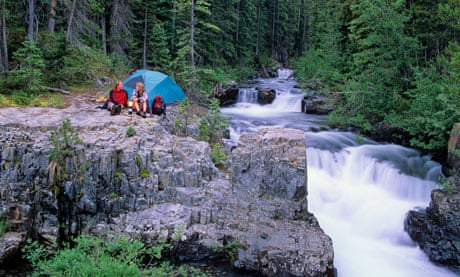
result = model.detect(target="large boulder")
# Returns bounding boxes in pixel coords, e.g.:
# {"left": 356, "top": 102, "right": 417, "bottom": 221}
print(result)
{"left": 404, "top": 175, "right": 460, "bottom": 274}
{"left": 256, "top": 87, "right": 276, "bottom": 105}
{"left": 210, "top": 81, "right": 239, "bottom": 106}
{"left": 404, "top": 124, "right": 460, "bottom": 275}
{"left": 301, "top": 93, "right": 337, "bottom": 115}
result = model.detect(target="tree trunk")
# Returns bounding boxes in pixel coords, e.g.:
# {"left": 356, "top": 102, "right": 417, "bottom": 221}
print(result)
{"left": 142, "top": 5, "right": 148, "bottom": 69}
{"left": 27, "top": 0, "right": 34, "bottom": 40}
{"left": 190, "top": 1, "right": 195, "bottom": 67}
{"left": 256, "top": 0, "right": 261, "bottom": 57}
{"left": 171, "top": 0, "right": 176, "bottom": 53}
{"left": 271, "top": 0, "right": 277, "bottom": 58}
{"left": 110, "top": 0, "right": 125, "bottom": 54}
{"left": 235, "top": 0, "right": 240, "bottom": 58}
{"left": 101, "top": 16, "right": 107, "bottom": 55}
{"left": 190, "top": 0, "right": 196, "bottom": 94}
{"left": 301, "top": 2, "right": 307, "bottom": 55}
{"left": 0, "top": 0, "right": 8, "bottom": 71}
{"left": 47, "top": 0, "right": 57, "bottom": 33}
{"left": 66, "top": 0, "right": 78, "bottom": 42}
{"left": 47, "top": 87, "right": 71, "bottom": 94}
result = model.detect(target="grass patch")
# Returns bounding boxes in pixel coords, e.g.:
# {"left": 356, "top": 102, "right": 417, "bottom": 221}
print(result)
{"left": 140, "top": 169, "right": 150, "bottom": 178}
{"left": 0, "top": 92, "right": 66, "bottom": 108}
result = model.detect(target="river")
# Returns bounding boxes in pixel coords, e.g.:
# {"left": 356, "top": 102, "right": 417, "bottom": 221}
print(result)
{"left": 221, "top": 69, "right": 457, "bottom": 277}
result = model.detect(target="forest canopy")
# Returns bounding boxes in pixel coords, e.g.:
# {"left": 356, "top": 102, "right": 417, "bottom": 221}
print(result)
{"left": 0, "top": 0, "right": 459, "bottom": 158}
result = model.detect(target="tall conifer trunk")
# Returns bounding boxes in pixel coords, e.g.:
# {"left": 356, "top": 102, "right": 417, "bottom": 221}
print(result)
{"left": 142, "top": 6, "right": 148, "bottom": 69}
{"left": 190, "top": 0, "right": 196, "bottom": 94}
{"left": 47, "top": 0, "right": 57, "bottom": 33}
{"left": 66, "top": 0, "right": 77, "bottom": 42}
{"left": 27, "top": 0, "right": 34, "bottom": 40}
{"left": 0, "top": 0, "right": 8, "bottom": 71}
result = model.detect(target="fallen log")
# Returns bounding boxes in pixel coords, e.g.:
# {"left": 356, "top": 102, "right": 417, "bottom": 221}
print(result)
{"left": 47, "top": 87, "right": 70, "bottom": 94}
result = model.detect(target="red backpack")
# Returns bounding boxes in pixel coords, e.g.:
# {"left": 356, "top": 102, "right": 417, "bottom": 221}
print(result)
{"left": 153, "top": 96, "right": 163, "bottom": 109}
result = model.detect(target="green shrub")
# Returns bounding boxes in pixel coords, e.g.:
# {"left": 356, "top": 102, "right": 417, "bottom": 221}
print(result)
{"left": 126, "top": 126, "right": 136, "bottom": 137}
{"left": 114, "top": 170, "right": 123, "bottom": 180}
{"left": 11, "top": 91, "right": 35, "bottom": 106}
{"left": 437, "top": 178, "right": 455, "bottom": 195}
{"left": 223, "top": 239, "right": 240, "bottom": 263}
{"left": 197, "top": 99, "right": 230, "bottom": 144}
{"left": 0, "top": 211, "right": 8, "bottom": 236}
{"left": 23, "top": 234, "right": 144, "bottom": 276}
{"left": 135, "top": 154, "right": 143, "bottom": 168}
{"left": 211, "top": 143, "right": 227, "bottom": 167}
{"left": 47, "top": 119, "right": 83, "bottom": 191}
{"left": 22, "top": 233, "right": 205, "bottom": 277}
{"left": 47, "top": 94, "right": 64, "bottom": 107}
{"left": 173, "top": 99, "right": 196, "bottom": 136}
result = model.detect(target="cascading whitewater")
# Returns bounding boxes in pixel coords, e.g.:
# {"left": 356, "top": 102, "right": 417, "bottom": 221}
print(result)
{"left": 307, "top": 146, "right": 455, "bottom": 277}
{"left": 222, "top": 69, "right": 457, "bottom": 277}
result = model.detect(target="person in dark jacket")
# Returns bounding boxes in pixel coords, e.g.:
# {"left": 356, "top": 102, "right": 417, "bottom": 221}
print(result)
{"left": 107, "top": 81, "right": 128, "bottom": 115}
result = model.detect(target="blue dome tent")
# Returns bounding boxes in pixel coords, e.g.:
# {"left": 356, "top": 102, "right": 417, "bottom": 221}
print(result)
{"left": 123, "top": 70, "right": 186, "bottom": 107}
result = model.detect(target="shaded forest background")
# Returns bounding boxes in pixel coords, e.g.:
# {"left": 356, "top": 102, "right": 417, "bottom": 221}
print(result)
{"left": 0, "top": 0, "right": 459, "bottom": 160}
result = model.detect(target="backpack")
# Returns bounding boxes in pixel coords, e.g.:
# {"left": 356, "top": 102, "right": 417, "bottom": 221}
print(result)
{"left": 153, "top": 96, "right": 163, "bottom": 109}
{"left": 152, "top": 96, "right": 165, "bottom": 116}
{"left": 110, "top": 104, "right": 121, "bottom": 116}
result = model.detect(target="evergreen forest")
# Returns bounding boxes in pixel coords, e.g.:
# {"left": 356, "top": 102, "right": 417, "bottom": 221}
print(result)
{"left": 0, "top": 0, "right": 459, "bottom": 161}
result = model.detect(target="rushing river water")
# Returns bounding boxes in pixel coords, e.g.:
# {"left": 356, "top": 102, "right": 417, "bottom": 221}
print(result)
{"left": 221, "top": 69, "right": 457, "bottom": 277}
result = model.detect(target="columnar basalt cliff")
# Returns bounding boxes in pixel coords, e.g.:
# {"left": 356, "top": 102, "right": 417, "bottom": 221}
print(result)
{"left": 0, "top": 95, "right": 334, "bottom": 276}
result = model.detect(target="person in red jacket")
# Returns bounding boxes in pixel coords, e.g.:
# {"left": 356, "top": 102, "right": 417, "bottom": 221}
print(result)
{"left": 107, "top": 80, "right": 128, "bottom": 115}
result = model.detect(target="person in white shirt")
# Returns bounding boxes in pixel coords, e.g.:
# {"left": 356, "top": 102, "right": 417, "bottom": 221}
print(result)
{"left": 131, "top": 82, "right": 148, "bottom": 118}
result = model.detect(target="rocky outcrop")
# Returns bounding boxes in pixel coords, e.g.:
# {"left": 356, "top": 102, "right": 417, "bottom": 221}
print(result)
{"left": 404, "top": 181, "right": 460, "bottom": 274}
{"left": 211, "top": 81, "right": 239, "bottom": 106}
{"left": 448, "top": 123, "right": 460, "bottom": 171}
{"left": 230, "top": 128, "right": 333, "bottom": 276}
{"left": 301, "top": 94, "right": 336, "bottom": 115}
{"left": 211, "top": 83, "right": 276, "bottom": 106}
{"left": 404, "top": 123, "right": 460, "bottom": 274}
{"left": 0, "top": 95, "right": 334, "bottom": 276}
{"left": 256, "top": 87, "right": 276, "bottom": 105}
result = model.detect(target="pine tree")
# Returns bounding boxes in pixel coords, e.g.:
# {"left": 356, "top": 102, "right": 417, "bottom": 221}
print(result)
{"left": 173, "top": 0, "right": 220, "bottom": 100}
{"left": 8, "top": 39, "right": 45, "bottom": 96}
{"left": 348, "top": 0, "right": 417, "bottom": 92}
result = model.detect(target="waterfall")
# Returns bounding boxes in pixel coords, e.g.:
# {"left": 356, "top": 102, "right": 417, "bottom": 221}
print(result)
{"left": 222, "top": 71, "right": 458, "bottom": 277}
{"left": 307, "top": 145, "right": 455, "bottom": 277}
{"left": 228, "top": 72, "right": 304, "bottom": 117}
{"left": 277, "top": 68, "right": 294, "bottom": 79}
{"left": 237, "top": 87, "right": 258, "bottom": 103}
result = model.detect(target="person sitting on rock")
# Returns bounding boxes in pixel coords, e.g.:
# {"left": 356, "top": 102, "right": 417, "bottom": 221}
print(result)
{"left": 131, "top": 82, "right": 148, "bottom": 118}
{"left": 107, "top": 80, "right": 128, "bottom": 116}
